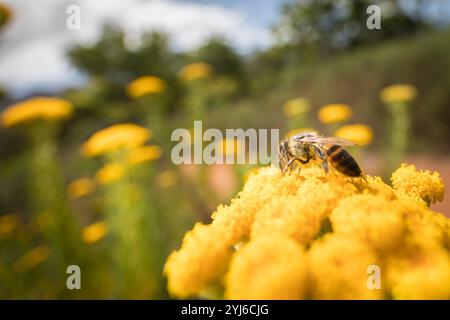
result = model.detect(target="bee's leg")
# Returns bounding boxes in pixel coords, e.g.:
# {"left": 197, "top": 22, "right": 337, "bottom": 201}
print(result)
{"left": 313, "top": 145, "right": 328, "bottom": 175}
{"left": 322, "top": 160, "right": 329, "bottom": 174}
{"left": 286, "top": 158, "right": 297, "bottom": 175}
{"left": 279, "top": 153, "right": 289, "bottom": 175}
{"left": 295, "top": 158, "right": 309, "bottom": 175}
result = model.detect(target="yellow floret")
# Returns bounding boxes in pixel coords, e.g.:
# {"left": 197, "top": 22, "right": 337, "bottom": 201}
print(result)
{"left": 225, "top": 235, "right": 308, "bottom": 299}
{"left": 330, "top": 194, "right": 407, "bottom": 253}
{"left": 391, "top": 163, "right": 444, "bottom": 206}
{"left": 164, "top": 223, "right": 233, "bottom": 298}
{"left": 385, "top": 237, "right": 450, "bottom": 299}
{"left": 308, "top": 234, "right": 383, "bottom": 299}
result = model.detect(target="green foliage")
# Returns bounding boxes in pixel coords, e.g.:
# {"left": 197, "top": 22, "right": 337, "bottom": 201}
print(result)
{"left": 274, "top": 0, "right": 429, "bottom": 55}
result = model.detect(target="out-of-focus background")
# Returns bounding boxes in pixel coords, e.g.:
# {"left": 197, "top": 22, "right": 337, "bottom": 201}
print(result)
{"left": 0, "top": 0, "right": 449, "bottom": 298}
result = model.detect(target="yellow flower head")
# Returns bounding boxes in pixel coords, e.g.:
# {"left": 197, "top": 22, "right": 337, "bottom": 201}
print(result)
{"left": 0, "top": 3, "right": 12, "bottom": 28}
{"left": 67, "top": 178, "right": 96, "bottom": 200}
{"left": 282, "top": 98, "right": 310, "bottom": 117}
{"left": 334, "top": 124, "right": 373, "bottom": 146}
{"left": 81, "top": 221, "right": 108, "bottom": 244}
{"left": 128, "top": 145, "right": 162, "bottom": 165}
{"left": 225, "top": 235, "right": 308, "bottom": 299}
{"left": 126, "top": 76, "right": 167, "bottom": 98}
{"left": 0, "top": 214, "right": 19, "bottom": 236}
{"left": 15, "top": 245, "right": 50, "bottom": 271}
{"left": 318, "top": 104, "right": 352, "bottom": 124}
{"left": 156, "top": 170, "right": 178, "bottom": 189}
{"left": 164, "top": 163, "right": 449, "bottom": 299}
{"left": 380, "top": 84, "right": 417, "bottom": 104}
{"left": 82, "top": 123, "right": 151, "bottom": 157}
{"left": 164, "top": 223, "right": 233, "bottom": 298}
{"left": 391, "top": 163, "right": 445, "bottom": 206}
{"left": 95, "top": 163, "right": 124, "bottom": 185}
{"left": 179, "top": 62, "right": 213, "bottom": 81}
{"left": 242, "top": 166, "right": 260, "bottom": 184}
{"left": 330, "top": 194, "right": 407, "bottom": 253}
{"left": 385, "top": 237, "right": 450, "bottom": 299}
{"left": 308, "top": 234, "right": 382, "bottom": 299}
{"left": 0, "top": 97, "right": 73, "bottom": 128}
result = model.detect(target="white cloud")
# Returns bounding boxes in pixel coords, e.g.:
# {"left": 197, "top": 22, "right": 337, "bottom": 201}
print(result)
{"left": 0, "top": 0, "right": 272, "bottom": 96}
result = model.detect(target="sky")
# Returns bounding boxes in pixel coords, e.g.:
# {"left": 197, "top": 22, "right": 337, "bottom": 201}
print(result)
{"left": 0, "top": 0, "right": 285, "bottom": 97}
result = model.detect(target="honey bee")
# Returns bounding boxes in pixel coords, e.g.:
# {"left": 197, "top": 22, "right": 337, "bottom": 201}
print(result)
{"left": 279, "top": 131, "right": 363, "bottom": 177}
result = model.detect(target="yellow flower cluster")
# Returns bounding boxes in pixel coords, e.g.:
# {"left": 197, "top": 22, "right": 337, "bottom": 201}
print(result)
{"left": 95, "top": 163, "right": 125, "bottom": 185}
{"left": 164, "top": 164, "right": 449, "bottom": 299}
{"left": 0, "top": 97, "right": 73, "bottom": 128}
{"left": 379, "top": 84, "right": 417, "bottom": 104}
{"left": 335, "top": 124, "right": 373, "bottom": 146}
{"left": 318, "top": 104, "right": 352, "bottom": 124}
{"left": 128, "top": 145, "right": 163, "bottom": 164}
{"left": 179, "top": 62, "right": 213, "bottom": 81}
{"left": 126, "top": 76, "right": 167, "bottom": 98}
{"left": 82, "top": 123, "right": 151, "bottom": 157}
{"left": 391, "top": 163, "right": 445, "bottom": 206}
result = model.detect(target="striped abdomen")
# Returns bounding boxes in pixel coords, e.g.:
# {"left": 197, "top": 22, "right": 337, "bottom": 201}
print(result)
{"left": 326, "top": 145, "right": 362, "bottom": 177}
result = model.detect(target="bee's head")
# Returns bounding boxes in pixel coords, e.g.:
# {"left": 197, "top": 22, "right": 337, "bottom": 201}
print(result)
{"left": 292, "top": 131, "right": 319, "bottom": 143}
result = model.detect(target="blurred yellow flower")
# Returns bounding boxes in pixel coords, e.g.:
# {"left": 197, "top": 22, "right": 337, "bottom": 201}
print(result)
{"left": 128, "top": 145, "right": 162, "bottom": 164}
{"left": 156, "top": 170, "right": 178, "bottom": 189}
{"left": 179, "top": 62, "right": 213, "bottom": 81}
{"left": 165, "top": 164, "right": 449, "bottom": 299}
{"left": 81, "top": 221, "right": 108, "bottom": 244}
{"left": 215, "top": 138, "right": 243, "bottom": 158}
{"left": 379, "top": 84, "right": 417, "bottom": 104}
{"left": 0, "top": 97, "right": 73, "bottom": 128}
{"left": 15, "top": 245, "right": 50, "bottom": 271}
{"left": 0, "top": 3, "right": 12, "bottom": 29}
{"left": 126, "top": 76, "right": 167, "bottom": 98}
{"left": 82, "top": 123, "right": 151, "bottom": 157}
{"left": 67, "top": 178, "right": 96, "bottom": 200}
{"left": 95, "top": 163, "right": 124, "bottom": 185}
{"left": 282, "top": 98, "right": 310, "bottom": 117}
{"left": 0, "top": 214, "right": 19, "bottom": 236}
{"left": 334, "top": 124, "right": 373, "bottom": 146}
{"left": 318, "top": 104, "right": 352, "bottom": 124}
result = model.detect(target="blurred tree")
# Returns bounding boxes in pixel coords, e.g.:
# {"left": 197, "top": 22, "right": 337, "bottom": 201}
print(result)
{"left": 192, "top": 37, "right": 248, "bottom": 95}
{"left": 273, "top": 0, "right": 430, "bottom": 58}
{"left": 67, "top": 26, "right": 183, "bottom": 116}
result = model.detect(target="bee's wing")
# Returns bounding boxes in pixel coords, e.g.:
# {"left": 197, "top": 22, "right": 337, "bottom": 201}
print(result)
{"left": 299, "top": 136, "right": 358, "bottom": 146}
